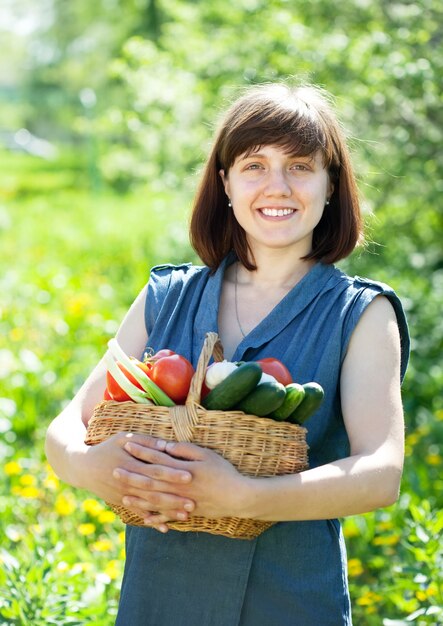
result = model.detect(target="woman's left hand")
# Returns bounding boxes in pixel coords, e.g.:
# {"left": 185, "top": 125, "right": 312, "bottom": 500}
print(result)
{"left": 114, "top": 436, "right": 251, "bottom": 531}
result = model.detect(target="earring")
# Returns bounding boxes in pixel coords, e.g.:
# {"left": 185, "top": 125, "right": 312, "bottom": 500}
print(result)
{"left": 325, "top": 199, "right": 330, "bottom": 206}
{"left": 228, "top": 200, "right": 232, "bottom": 207}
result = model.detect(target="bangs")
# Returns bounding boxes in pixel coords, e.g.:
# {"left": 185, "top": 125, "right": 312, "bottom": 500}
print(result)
{"left": 218, "top": 93, "right": 339, "bottom": 174}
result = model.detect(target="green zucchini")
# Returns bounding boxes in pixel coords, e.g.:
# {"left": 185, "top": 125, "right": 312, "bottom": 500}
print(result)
{"left": 288, "top": 382, "right": 324, "bottom": 425}
{"left": 236, "top": 381, "right": 286, "bottom": 417}
{"left": 202, "top": 362, "right": 262, "bottom": 410}
{"left": 269, "top": 383, "right": 305, "bottom": 421}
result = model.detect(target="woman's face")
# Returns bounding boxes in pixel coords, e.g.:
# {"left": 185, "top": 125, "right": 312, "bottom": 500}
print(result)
{"left": 220, "top": 144, "right": 333, "bottom": 258}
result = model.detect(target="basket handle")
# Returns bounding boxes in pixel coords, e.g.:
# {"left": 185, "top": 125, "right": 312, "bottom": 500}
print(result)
{"left": 186, "top": 332, "right": 224, "bottom": 407}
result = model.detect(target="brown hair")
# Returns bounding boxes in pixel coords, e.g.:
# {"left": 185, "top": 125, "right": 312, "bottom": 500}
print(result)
{"left": 190, "top": 82, "right": 363, "bottom": 270}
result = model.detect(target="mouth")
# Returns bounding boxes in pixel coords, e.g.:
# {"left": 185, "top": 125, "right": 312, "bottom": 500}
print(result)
{"left": 259, "top": 207, "right": 297, "bottom": 217}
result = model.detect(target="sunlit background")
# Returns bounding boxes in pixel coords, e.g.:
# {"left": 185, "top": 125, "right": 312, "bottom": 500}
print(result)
{"left": 1, "top": 1, "right": 442, "bottom": 624}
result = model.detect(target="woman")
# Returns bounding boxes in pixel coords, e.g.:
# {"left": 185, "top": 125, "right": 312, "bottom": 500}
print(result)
{"left": 45, "top": 82, "right": 409, "bottom": 625}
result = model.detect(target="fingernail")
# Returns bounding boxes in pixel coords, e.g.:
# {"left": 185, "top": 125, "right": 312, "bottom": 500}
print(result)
{"left": 122, "top": 497, "right": 131, "bottom": 506}
{"left": 180, "top": 472, "right": 191, "bottom": 482}
{"left": 156, "top": 439, "right": 167, "bottom": 450}
{"left": 113, "top": 469, "right": 121, "bottom": 479}
{"left": 184, "top": 502, "right": 194, "bottom": 512}
{"left": 177, "top": 512, "right": 187, "bottom": 521}
{"left": 166, "top": 442, "right": 175, "bottom": 453}
{"left": 144, "top": 518, "right": 153, "bottom": 525}
{"left": 124, "top": 442, "right": 133, "bottom": 453}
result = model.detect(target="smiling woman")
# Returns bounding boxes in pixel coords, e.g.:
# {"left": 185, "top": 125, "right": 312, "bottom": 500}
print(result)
{"left": 45, "top": 81, "right": 409, "bottom": 626}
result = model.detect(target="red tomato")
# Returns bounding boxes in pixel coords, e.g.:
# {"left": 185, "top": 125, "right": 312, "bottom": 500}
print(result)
{"left": 256, "top": 358, "right": 293, "bottom": 386}
{"left": 149, "top": 354, "right": 195, "bottom": 404}
{"left": 151, "top": 349, "right": 175, "bottom": 360}
{"left": 106, "top": 360, "right": 151, "bottom": 402}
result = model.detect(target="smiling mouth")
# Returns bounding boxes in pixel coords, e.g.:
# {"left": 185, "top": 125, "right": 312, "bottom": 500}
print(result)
{"left": 260, "top": 208, "right": 296, "bottom": 217}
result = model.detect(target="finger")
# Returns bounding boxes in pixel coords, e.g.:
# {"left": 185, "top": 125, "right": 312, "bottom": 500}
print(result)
{"left": 143, "top": 509, "right": 190, "bottom": 525}
{"left": 114, "top": 432, "right": 168, "bottom": 452}
{"left": 123, "top": 441, "right": 189, "bottom": 470}
{"left": 113, "top": 467, "right": 192, "bottom": 493}
{"left": 121, "top": 492, "right": 195, "bottom": 514}
{"left": 164, "top": 441, "right": 206, "bottom": 461}
{"left": 153, "top": 524, "right": 169, "bottom": 533}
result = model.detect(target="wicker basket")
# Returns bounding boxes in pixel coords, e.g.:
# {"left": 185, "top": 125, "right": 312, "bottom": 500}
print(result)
{"left": 85, "top": 332, "right": 308, "bottom": 539}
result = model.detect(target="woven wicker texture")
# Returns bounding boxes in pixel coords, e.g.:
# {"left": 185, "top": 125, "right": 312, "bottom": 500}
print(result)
{"left": 85, "top": 332, "right": 308, "bottom": 539}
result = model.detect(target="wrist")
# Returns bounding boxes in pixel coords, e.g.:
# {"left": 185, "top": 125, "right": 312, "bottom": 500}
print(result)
{"left": 232, "top": 475, "right": 264, "bottom": 519}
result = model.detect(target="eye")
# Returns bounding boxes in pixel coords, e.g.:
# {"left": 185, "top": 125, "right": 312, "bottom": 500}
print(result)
{"left": 244, "top": 162, "right": 263, "bottom": 170}
{"left": 290, "top": 163, "right": 310, "bottom": 171}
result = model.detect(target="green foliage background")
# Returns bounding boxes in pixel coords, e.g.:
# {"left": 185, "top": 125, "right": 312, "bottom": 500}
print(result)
{"left": 1, "top": 1, "right": 442, "bottom": 624}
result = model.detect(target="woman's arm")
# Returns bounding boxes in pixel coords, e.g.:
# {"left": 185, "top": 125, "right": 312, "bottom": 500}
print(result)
{"left": 45, "top": 285, "right": 196, "bottom": 525}
{"left": 118, "top": 295, "right": 405, "bottom": 525}
{"left": 240, "top": 294, "right": 405, "bottom": 521}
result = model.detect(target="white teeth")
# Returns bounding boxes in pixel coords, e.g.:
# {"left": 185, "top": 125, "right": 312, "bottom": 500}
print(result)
{"left": 261, "top": 208, "right": 295, "bottom": 217}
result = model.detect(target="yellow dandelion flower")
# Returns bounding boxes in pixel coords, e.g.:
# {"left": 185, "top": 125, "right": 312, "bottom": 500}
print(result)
{"left": 347, "top": 558, "right": 364, "bottom": 577}
{"left": 356, "top": 590, "right": 383, "bottom": 606}
{"left": 416, "top": 590, "right": 427, "bottom": 602}
{"left": 5, "top": 461, "right": 21, "bottom": 476}
{"left": 104, "top": 560, "right": 121, "bottom": 580}
{"left": 91, "top": 538, "right": 114, "bottom": 552}
{"left": 82, "top": 498, "right": 104, "bottom": 517}
{"left": 19, "top": 486, "right": 43, "bottom": 499}
{"left": 118, "top": 531, "right": 125, "bottom": 544}
{"left": 372, "top": 534, "right": 400, "bottom": 546}
{"left": 425, "top": 453, "right": 441, "bottom": 466}
{"left": 20, "top": 474, "right": 37, "bottom": 487}
{"left": 55, "top": 492, "right": 76, "bottom": 516}
{"left": 119, "top": 547, "right": 126, "bottom": 560}
{"left": 79, "top": 523, "right": 96, "bottom": 536}
{"left": 98, "top": 510, "right": 116, "bottom": 524}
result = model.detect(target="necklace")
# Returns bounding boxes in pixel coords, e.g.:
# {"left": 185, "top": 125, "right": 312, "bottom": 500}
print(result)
{"left": 234, "top": 262, "right": 247, "bottom": 338}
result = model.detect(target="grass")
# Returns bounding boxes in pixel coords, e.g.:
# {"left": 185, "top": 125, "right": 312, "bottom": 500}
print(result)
{"left": 0, "top": 149, "right": 442, "bottom": 625}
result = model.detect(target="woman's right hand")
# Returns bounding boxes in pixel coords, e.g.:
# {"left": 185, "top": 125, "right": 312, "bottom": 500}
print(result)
{"left": 78, "top": 432, "right": 196, "bottom": 529}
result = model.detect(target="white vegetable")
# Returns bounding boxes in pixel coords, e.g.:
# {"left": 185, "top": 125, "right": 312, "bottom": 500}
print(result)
{"left": 104, "top": 352, "right": 154, "bottom": 404}
{"left": 258, "top": 372, "right": 278, "bottom": 385}
{"left": 205, "top": 360, "right": 238, "bottom": 389}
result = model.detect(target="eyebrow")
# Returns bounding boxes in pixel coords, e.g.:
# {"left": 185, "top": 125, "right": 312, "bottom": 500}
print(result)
{"left": 240, "top": 152, "right": 316, "bottom": 163}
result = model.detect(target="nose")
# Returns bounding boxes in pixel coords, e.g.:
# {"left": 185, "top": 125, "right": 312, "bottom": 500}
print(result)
{"left": 263, "top": 168, "right": 292, "bottom": 197}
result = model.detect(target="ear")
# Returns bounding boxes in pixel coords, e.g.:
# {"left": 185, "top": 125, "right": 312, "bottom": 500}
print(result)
{"left": 219, "top": 169, "right": 230, "bottom": 198}
{"left": 327, "top": 180, "right": 335, "bottom": 201}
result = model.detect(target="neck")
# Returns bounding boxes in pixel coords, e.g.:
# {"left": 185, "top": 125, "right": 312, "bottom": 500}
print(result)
{"left": 239, "top": 248, "right": 316, "bottom": 290}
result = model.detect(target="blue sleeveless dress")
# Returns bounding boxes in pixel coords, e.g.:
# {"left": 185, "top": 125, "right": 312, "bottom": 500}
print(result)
{"left": 115, "top": 255, "right": 409, "bottom": 626}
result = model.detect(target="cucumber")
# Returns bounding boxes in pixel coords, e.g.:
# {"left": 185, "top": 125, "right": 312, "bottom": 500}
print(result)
{"left": 202, "top": 362, "right": 262, "bottom": 410}
{"left": 288, "top": 382, "right": 324, "bottom": 425}
{"left": 236, "top": 381, "right": 286, "bottom": 417}
{"left": 269, "top": 383, "right": 305, "bottom": 421}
